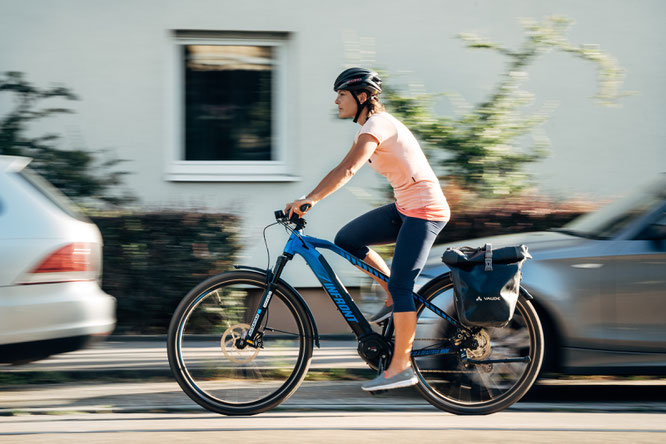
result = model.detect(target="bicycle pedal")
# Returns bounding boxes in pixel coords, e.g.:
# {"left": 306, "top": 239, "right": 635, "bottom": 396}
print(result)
{"left": 367, "top": 389, "right": 387, "bottom": 396}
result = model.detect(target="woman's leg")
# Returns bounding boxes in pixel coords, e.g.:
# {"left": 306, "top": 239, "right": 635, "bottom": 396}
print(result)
{"left": 362, "top": 249, "right": 391, "bottom": 302}
{"left": 390, "top": 310, "right": 417, "bottom": 374}
{"left": 334, "top": 203, "right": 401, "bottom": 299}
{"left": 385, "top": 217, "right": 446, "bottom": 377}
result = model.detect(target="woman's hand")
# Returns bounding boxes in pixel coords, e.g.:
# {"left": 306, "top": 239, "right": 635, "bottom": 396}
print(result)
{"left": 284, "top": 197, "right": 315, "bottom": 219}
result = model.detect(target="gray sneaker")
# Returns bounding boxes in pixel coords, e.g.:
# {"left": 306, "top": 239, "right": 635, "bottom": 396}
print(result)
{"left": 362, "top": 367, "right": 418, "bottom": 391}
{"left": 368, "top": 303, "right": 393, "bottom": 324}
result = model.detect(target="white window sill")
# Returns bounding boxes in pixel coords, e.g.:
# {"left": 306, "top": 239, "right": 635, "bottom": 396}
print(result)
{"left": 165, "top": 161, "right": 300, "bottom": 182}
{"left": 165, "top": 173, "right": 301, "bottom": 182}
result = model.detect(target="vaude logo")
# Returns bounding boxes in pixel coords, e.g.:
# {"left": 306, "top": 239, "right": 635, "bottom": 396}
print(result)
{"left": 476, "top": 296, "right": 501, "bottom": 302}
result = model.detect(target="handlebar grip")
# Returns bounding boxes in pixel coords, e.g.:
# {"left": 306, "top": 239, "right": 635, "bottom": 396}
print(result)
{"left": 299, "top": 203, "right": 312, "bottom": 212}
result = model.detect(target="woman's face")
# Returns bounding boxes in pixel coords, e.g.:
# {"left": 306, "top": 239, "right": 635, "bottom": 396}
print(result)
{"left": 335, "top": 90, "right": 362, "bottom": 119}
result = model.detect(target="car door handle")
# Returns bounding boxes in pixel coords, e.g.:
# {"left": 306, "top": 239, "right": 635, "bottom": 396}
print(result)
{"left": 571, "top": 263, "right": 604, "bottom": 269}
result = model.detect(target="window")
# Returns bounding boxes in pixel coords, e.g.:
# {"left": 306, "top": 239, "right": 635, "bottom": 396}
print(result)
{"left": 167, "top": 31, "right": 295, "bottom": 181}
{"left": 18, "top": 168, "right": 89, "bottom": 223}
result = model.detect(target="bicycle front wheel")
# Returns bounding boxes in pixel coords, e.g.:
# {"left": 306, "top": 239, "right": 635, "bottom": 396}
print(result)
{"left": 167, "top": 270, "right": 314, "bottom": 415}
{"left": 409, "top": 275, "right": 544, "bottom": 415}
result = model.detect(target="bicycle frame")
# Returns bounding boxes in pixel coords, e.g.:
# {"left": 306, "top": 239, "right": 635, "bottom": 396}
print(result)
{"left": 244, "top": 225, "right": 464, "bottom": 348}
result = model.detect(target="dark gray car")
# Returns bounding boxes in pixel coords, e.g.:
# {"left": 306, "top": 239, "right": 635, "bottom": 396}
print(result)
{"left": 417, "top": 174, "right": 666, "bottom": 375}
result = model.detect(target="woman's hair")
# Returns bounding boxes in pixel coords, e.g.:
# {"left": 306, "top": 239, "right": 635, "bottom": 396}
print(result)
{"left": 363, "top": 89, "right": 385, "bottom": 118}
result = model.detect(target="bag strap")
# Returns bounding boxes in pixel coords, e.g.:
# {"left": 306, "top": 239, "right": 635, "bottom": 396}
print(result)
{"left": 484, "top": 243, "right": 493, "bottom": 271}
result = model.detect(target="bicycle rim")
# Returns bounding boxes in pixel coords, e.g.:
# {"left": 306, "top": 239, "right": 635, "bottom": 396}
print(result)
{"left": 411, "top": 276, "right": 543, "bottom": 414}
{"left": 169, "top": 273, "right": 313, "bottom": 414}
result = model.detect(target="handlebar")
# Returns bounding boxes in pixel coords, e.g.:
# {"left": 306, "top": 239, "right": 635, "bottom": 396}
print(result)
{"left": 274, "top": 203, "right": 311, "bottom": 227}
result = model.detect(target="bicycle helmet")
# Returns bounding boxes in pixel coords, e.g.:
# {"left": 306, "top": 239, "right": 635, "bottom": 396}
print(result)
{"left": 333, "top": 67, "right": 382, "bottom": 122}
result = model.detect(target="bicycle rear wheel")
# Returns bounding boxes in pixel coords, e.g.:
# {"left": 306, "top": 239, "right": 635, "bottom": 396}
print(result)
{"left": 409, "top": 275, "right": 544, "bottom": 414}
{"left": 167, "top": 270, "right": 314, "bottom": 415}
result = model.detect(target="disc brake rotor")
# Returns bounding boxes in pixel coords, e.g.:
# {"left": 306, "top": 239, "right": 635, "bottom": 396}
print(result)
{"left": 221, "top": 323, "right": 261, "bottom": 364}
{"left": 466, "top": 329, "right": 492, "bottom": 360}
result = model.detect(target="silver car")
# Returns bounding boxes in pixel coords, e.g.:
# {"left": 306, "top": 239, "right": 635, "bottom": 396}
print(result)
{"left": 0, "top": 156, "right": 116, "bottom": 364}
{"left": 417, "top": 174, "right": 666, "bottom": 375}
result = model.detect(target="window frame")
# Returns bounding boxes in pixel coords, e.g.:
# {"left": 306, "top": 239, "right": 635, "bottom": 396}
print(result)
{"left": 166, "top": 31, "right": 295, "bottom": 182}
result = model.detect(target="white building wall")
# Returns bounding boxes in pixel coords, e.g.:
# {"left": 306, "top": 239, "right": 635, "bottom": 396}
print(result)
{"left": 1, "top": 0, "right": 664, "bottom": 287}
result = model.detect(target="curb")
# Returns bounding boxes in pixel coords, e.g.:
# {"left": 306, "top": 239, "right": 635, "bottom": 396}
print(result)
{"left": 3, "top": 402, "right": 665, "bottom": 416}
{"left": 0, "top": 368, "right": 377, "bottom": 386}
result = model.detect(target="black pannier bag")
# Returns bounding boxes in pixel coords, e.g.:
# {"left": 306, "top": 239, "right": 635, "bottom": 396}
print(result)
{"left": 441, "top": 243, "right": 531, "bottom": 328}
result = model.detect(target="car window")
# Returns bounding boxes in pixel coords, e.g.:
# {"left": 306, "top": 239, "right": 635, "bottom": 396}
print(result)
{"left": 563, "top": 175, "right": 666, "bottom": 239}
{"left": 17, "top": 168, "right": 90, "bottom": 222}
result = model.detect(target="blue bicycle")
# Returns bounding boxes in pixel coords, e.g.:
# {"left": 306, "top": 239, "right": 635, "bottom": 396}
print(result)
{"left": 167, "top": 208, "right": 544, "bottom": 415}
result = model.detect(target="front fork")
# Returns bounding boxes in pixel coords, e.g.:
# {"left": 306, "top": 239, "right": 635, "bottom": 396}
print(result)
{"left": 238, "top": 253, "right": 292, "bottom": 349}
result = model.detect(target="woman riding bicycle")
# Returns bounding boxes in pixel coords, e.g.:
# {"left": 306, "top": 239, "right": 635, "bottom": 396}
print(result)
{"left": 285, "top": 67, "right": 450, "bottom": 391}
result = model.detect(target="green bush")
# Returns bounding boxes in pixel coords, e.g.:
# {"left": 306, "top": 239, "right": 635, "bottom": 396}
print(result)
{"left": 435, "top": 192, "right": 595, "bottom": 244}
{"left": 437, "top": 207, "right": 584, "bottom": 245}
{"left": 91, "top": 212, "right": 241, "bottom": 334}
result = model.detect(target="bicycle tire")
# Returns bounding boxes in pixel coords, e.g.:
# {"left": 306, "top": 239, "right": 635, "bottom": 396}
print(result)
{"left": 401, "top": 274, "right": 544, "bottom": 415}
{"left": 167, "top": 270, "right": 314, "bottom": 415}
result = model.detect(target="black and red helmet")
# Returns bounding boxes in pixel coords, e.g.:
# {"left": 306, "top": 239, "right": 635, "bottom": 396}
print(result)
{"left": 334, "top": 67, "right": 382, "bottom": 94}
{"left": 334, "top": 68, "right": 382, "bottom": 122}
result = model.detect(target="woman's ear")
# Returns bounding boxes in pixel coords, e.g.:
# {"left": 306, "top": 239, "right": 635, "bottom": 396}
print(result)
{"left": 357, "top": 91, "right": 368, "bottom": 104}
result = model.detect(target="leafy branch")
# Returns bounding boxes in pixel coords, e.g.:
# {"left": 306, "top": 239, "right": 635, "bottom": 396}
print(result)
{"left": 0, "top": 71, "right": 134, "bottom": 207}
{"left": 383, "top": 16, "right": 628, "bottom": 197}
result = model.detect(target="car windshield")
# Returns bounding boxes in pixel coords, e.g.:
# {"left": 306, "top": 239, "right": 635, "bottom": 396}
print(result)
{"left": 18, "top": 168, "right": 89, "bottom": 222}
{"left": 560, "top": 175, "right": 666, "bottom": 239}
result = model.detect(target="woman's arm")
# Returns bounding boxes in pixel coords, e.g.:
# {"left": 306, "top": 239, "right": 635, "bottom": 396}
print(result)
{"left": 285, "top": 133, "right": 378, "bottom": 217}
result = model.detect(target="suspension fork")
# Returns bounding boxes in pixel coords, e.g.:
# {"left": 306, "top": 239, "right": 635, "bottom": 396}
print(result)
{"left": 240, "top": 253, "right": 292, "bottom": 348}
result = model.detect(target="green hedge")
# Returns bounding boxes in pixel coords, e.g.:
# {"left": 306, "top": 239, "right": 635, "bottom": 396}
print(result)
{"left": 436, "top": 207, "right": 585, "bottom": 245}
{"left": 91, "top": 203, "right": 587, "bottom": 334}
{"left": 91, "top": 212, "right": 240, "bottom": 334}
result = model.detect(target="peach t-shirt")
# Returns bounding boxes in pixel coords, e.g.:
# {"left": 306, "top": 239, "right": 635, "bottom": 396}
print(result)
{"left": 354, "top": 112, "right": 450, "bottom": 221}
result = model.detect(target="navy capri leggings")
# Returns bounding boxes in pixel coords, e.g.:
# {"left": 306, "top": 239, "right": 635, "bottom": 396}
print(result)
{"left": 334, "top": 203, "right": 447, "bottom": 313}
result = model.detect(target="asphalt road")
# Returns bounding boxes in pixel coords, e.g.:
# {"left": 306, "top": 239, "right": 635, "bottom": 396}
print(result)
{"left": 1, "top": 410, "right": 664, "bottom": 443}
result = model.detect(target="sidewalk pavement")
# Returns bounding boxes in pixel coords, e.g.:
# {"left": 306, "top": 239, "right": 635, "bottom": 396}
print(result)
{"left": 2, "top": 378, "right": 666, "bottom": 416}
{"left": 1, "top": 337, "right": 665, "bottom": 415}
{"left": 1, "top": 336, "right": 369, "bottom": 376}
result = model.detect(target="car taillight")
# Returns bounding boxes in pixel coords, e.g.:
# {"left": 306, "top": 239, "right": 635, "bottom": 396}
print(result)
{"left": 19, "top": 242, "right": 99, "bottom": 284}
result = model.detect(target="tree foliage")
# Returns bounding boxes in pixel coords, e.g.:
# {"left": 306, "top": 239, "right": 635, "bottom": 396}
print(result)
{"left": 0, "top": 71, "right": 133, "bottom": 207}
{"left": 383, "top": 16, "right": 627, "bottom": 197}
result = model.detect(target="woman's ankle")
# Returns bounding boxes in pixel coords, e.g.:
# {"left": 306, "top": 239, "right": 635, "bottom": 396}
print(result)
{"left": 385, "top": 362, "right": 411, "bottom": 377}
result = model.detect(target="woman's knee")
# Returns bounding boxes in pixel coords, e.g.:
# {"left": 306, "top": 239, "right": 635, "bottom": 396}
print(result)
{"left": 334, "top": 230, "right": 367, "bottom": 259}
{"left": 334, "top": 229, "right": 353, "bottom": 251}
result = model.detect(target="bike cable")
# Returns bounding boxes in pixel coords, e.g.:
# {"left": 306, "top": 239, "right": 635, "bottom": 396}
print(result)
{"left": 262, "top": 221, "right": 280, "bottom": 282}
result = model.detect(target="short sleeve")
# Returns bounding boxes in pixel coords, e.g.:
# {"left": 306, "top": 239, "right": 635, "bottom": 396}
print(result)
{"left": 359, "top": 113, "right": 396, "bottom": 144}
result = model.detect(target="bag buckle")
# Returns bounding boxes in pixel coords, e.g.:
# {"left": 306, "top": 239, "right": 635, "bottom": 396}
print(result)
{"left": 484, "top": 243, "right": 493, "bottom": 271}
